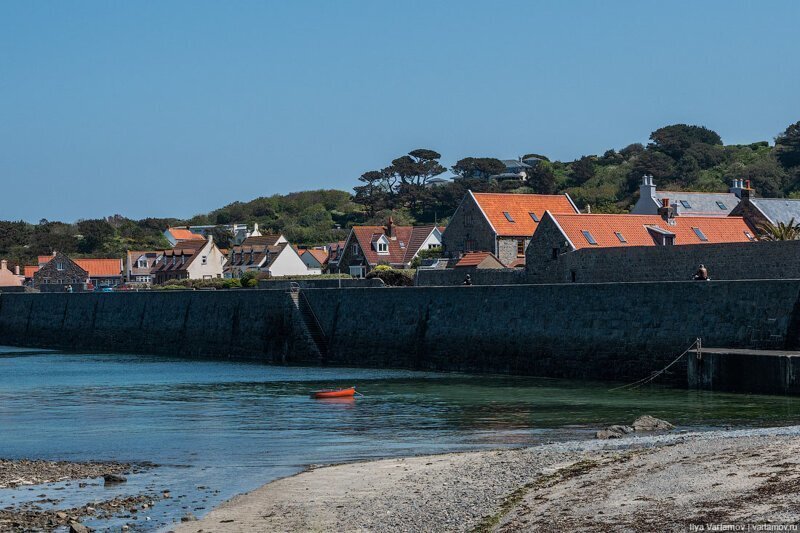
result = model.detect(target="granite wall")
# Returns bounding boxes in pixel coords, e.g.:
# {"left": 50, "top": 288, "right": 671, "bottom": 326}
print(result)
{"left": 2, "top": 280, "right": 800, "bottom": 385}
{"left": 414, "top": 268, "right": 525, "bottom": 286}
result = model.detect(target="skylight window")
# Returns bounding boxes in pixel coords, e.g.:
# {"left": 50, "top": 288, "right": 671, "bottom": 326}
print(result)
{"left": 529, "top": 212, "right": 540, "bottom": 222}
{"left": 744, "top": 231, "right": 755, "bottom": 241}
{"left": 614, "top": 232, "right": 627, "bottom": 243}
{"left": 581, "top": 230, "right": 598, "bottom": 245}
{"left": 716, "top": 201, "right": 727, "bottom": 210}
{"left": 680, "top": 200, "right": 692, "bottom": 209}
{"left": 692, "top": 227, "right": 708, "bottom": 241}
{"left": 503, "top": 211, "right": 515, "bottom": 222}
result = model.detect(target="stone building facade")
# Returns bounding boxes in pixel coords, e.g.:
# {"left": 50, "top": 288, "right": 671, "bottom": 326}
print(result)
{"left": 32, "top": 253, "right": 89, "bottom": 290}
{"left": 441, "top": 191, "right": 579, "bottom": 266}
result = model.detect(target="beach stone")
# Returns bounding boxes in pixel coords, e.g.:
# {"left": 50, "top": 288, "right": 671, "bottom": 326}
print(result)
{"left": 632, "top": 415, "right": 674, "bottom": 431}
{"left": 181, "top": 513, "right": 197, "bottom": 522}
{"left": 56, "top": 511, "right": 67, "bottom": 520}
{"left": 69, "top": 521, "right": 91, "bottom": 533}
{"left": 595, "top": 429, "right": 624, "bottom": 440}
{"left": 103, "top": 473, "right": 127, "bottom": 484}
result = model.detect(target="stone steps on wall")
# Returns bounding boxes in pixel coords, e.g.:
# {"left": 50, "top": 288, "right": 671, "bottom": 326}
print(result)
{"left": 288, "top": 291, "right": 328, "bottom": 361}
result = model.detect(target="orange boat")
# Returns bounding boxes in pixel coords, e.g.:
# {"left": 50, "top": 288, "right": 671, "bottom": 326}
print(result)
{"left": 311, "top": 387, "right": 356, "bottom": 399}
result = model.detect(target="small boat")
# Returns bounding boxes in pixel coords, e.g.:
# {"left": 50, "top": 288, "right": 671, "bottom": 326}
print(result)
{"left": 311, "top": 387, "right": 356, "bottom": 399}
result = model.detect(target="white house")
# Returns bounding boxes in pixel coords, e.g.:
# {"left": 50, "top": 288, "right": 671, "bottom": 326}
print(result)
{"left": 151, "top": 236, "right": 227, "bottom": 284}
{"left": 225, "top": 235, "right": 310, "bottom": 278}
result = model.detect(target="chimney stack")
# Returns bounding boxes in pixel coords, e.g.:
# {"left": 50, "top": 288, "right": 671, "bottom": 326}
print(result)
{"left": 386, "top": 216, "right": 394, "bottom": 238}
{"left": 1, "top": 259, "right": 7, "bottom": 271}
{"left": 658, "top": 198, "right": 676, "bottom": 223}
{"left": 15, "top": 265, "right": 20, "bottom": 276}
{"left": 640, "top": 174, "right": 656, "bottom": 200}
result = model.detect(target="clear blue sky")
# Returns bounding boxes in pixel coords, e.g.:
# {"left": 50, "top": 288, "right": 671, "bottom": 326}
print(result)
{"left": 2, "top": 1, "right": 799, "bottom": 222}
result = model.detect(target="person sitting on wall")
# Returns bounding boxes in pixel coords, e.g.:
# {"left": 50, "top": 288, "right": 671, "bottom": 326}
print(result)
{"left": 693, "top": 264, "right": 709, "bottom": 281}
{"left": 463, "top": 274, "right": 473, "bottom": 286}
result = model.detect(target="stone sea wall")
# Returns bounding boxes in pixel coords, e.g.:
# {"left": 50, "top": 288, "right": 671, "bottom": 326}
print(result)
{"left": 2, "top": 279, "right": 800, "bottom": 384}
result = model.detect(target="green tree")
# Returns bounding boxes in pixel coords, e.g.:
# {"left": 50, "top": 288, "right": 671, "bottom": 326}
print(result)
{"left": 521, "top": 153, "right": 550, "bottom": 162}
{"left": 648, "top": 124, "right": 722, "bottom": 159}
{"left": 775, "top": 121, "right": 800, "bottom": 169}
{"left": 570, "top": 156, "right": 596, "bottom": 185}
{"left": 451, "top": 157, "right": 505, "bottom": 180}
{"left": 529, "top": 160, "right": 557, "bottom": 194}
{"left": 627, "top": 151, "right": 675, "bottom": 190}
{"left": 76, "top": 219, "right": 115, "bottom": 253}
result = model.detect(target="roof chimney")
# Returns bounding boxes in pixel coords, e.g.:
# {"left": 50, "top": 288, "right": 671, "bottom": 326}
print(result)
{"left": 740, "top": 179, "right": 755, "bottom": 201}
{"left": 386, "top": 216, "right": 394, "bottom": 238}
{"left": 14, "top": 265, "right": 20, "bottom": 276}
{"left": 730, "top": 178, "right": 744, "bottom": 198}
{"left": 640, "top": 174, "right": 656, "bottom": 200}
{"left": 658, "top": 198, "right": 676, "bottom": 224}
{"left": 1, "top": 259, "right": 7, "bottom": 271}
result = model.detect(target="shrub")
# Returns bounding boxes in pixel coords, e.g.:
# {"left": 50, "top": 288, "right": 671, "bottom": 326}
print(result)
{"left": 366, "top": 267, "right": 414, "bottom": 286}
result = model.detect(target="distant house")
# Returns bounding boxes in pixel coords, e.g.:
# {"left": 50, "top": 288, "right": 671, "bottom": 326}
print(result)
{"left": 165, "top": 223, "right": 264, "bottom": 246}
{"left": 325, "top": 241, "right": 346, "bottom": 273}
{"left": 125, "top": 251, "right": 160, "bottom": 285}
{"left": 494, "top": 159, "right": 534, "bottom": 181}
{"left": 442, "top": 191, "right": 579, "bottom": 266}
{"left": 335, "top": 219, "right": 444, "bottom": 278}
{"left": 225, "top": 234, "right": 308, "bottom": 278}
{"left": 526, "top": 210, "right": 756, "bottom": 270}
{"left": 0, "top": 259, "right": 23, "bottom": 288}
{"left": 453, "top": 252, "right": 506, "bottom": 270}
{"left": 33, "top": 252, "right": 89, "bottom": 290}
{"left": 631, "top": 175, "right": 742, "bottom": 217}
{"left": 300, "top": 249, "right": 329, "bottom": 275}
{"left": 729, "top": 183, "right": 800, "bottom": 232}
{"left": 23, "top": 265, "right": 39, "bottom": 283}
{"left": 163, "top": 227, "right": 206, "bottom": 246}
{"left": 151, "top": 236, "right": 226, "bottom": 285}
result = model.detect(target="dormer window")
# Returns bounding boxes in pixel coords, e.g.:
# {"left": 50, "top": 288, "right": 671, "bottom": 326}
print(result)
{"left": 137, "top": 258, "right": 147, "bottom": 268}
{"left": 375, "top": 235, "right": 390, "bottom": 255}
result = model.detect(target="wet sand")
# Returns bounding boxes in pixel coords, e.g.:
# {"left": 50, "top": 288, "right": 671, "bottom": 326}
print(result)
{"left": 175, "top": 426, "right": 800, "bottom": 532}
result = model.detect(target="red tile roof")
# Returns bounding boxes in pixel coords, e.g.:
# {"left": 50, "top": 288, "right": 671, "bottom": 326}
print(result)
{"left": 548, "top": 213, "right": 755, "bottom": 250}
{"left": 73, "top": 258, "right": 123, "bottom": 277}
{"left": 472, "top": 192, "right": 578, "bottom": 237}
{"left": 24, "top": 266, "right": 39, "bottom": 278}
{"left": 350, "top": 224, "right": 441, "bottom": 267}
{"left": 454, "top": 251, "right": 505, "bottom": 268}
{"left": 166, "top": 228, "right": 205, "bottom": 241}
{"left": 303, "top": 249, "right": 329, "bottom": 265}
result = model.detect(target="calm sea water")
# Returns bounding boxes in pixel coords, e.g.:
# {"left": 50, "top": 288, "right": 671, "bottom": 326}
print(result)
{"left": 2, "top": 346, "right": 800, "bottom": 531}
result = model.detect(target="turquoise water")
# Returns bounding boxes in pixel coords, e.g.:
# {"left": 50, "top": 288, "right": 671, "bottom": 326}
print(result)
{"left": 1, "top": 346, "right": 800, "bottom": 531}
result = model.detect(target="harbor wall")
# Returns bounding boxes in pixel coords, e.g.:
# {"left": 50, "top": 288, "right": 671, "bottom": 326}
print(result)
{"left": 1, "top": 279, "right": 800, "bottom": 383}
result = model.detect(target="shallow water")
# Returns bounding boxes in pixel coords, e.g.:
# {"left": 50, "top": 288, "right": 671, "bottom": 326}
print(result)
{"left": 1, "top": 346, "right": 799, "bottom": 531}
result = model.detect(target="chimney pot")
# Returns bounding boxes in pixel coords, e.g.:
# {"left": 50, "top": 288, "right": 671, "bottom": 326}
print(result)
{"left": 662, "top": 198, "right": 669, "bottom": 208}
{"left": 15, "top": 265, "right": 20, "bottom": 276}
{"left": 1, "top": 259, "right": 7, "bottom": 270}
{"left": 745, "top": 179, "right": 751, "bottom": 189}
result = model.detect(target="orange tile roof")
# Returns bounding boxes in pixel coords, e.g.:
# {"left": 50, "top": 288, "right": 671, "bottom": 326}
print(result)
{"left": 548, "top": 213, "right": 755, "bottom": 250}
{"left": 303, "top": 249, "right": 329, "bottom": 265}
{"left": 38, "top": 255, "right": 55, "bottom": 266}
{"left": 454, "top": 251, "right": 505, "bottom": 268}
{"left": 24, "top": 266, "right": 39, "bottom": 278}
{"left": 471, "top": 192, "right": 578, "bottom": 236}
{"left": 167, "top": 228, "right": 205, "bottom": 241}
{"left": 73, "top": 258, "right": 123, "bottom": 277}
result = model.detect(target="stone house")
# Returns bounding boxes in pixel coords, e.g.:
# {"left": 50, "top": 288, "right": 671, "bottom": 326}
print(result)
{"left": 525, "top": 209, "right": 757, "bottom": 282}
{"left": 151, "top": 236, "right": 226, "bottom": 285}
{"left": 225, "top": 234, "right": 309, "bottom": 278}
{"left": 631, "top": 175, "right": 742, "bottom": 216}
{"left": 729, "top": 184, "right": 800, "bottom": 233}
{"left": 70, "top": 258, "right": 124, "bottom": 288}
{"left": 335, "top": 219, "right": 444, "bottom": 278}
{"left": 441, "top": 191, "right": 579, "bottom": 266}
{"left": 33, "top": 252, "right": 89, "bottom": 291}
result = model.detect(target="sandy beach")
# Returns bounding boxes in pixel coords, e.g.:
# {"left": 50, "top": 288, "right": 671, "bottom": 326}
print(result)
{"left": 175, "top": 426, "right": 800, "bottom": 532}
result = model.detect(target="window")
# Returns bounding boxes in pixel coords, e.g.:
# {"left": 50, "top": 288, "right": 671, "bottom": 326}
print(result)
{"left": 352, "top": 243, "right": 359, "bottom": 255}
{"left": 503, "top": 211, "right": 515, "bottom": 223}
{"left": 581, "top": 230, "right": 598, "bottom": 245}
{"left": 428, "top": 244, "right": 441, "bottom": 249}
{"left": 680, "top": 200, "right": 692, "bottom": 209}
{"left": 516, "top": 239, "right": 525, "bottom": 257}
{"left": 692, "top": 227, "right": 708, "bottom": 241}
{"left": 137, "top": 258, "right": 147, "bottom": 268}
{"left": 744, "top": 231, "right": 755, "bottom": 241}
{"left": 201, "top": 255, "right": 208, "bottom": 265}
{"left": 552, "top": 248, "right": 559, "bottom": 260}
{"left": 377, "top": 241, "right": 388, "bottom": 253}
{"left": 349, "top": 265, "right": 366, "bottom": 278}
{"left": 464, "top": 214, "right": 475, "bottom": 227}
{"left": 464, "top": 239, "right": 476, "bottom": 252}
{"left": 716, "top": 201, "right": 727, "bottom": 210}
{"left": 56, "top": 262, "right": 64, "bottom": 271}
{"left": 614, "top": 232, "right": 627, "bottom": 243}
{"left": 529, "top": 212, "right": 539, "bottom": 222}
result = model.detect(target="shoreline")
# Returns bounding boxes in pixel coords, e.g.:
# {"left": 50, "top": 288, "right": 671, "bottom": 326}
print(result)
{"left": 175, "top": 424, "right": 800, "bottom": 532}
